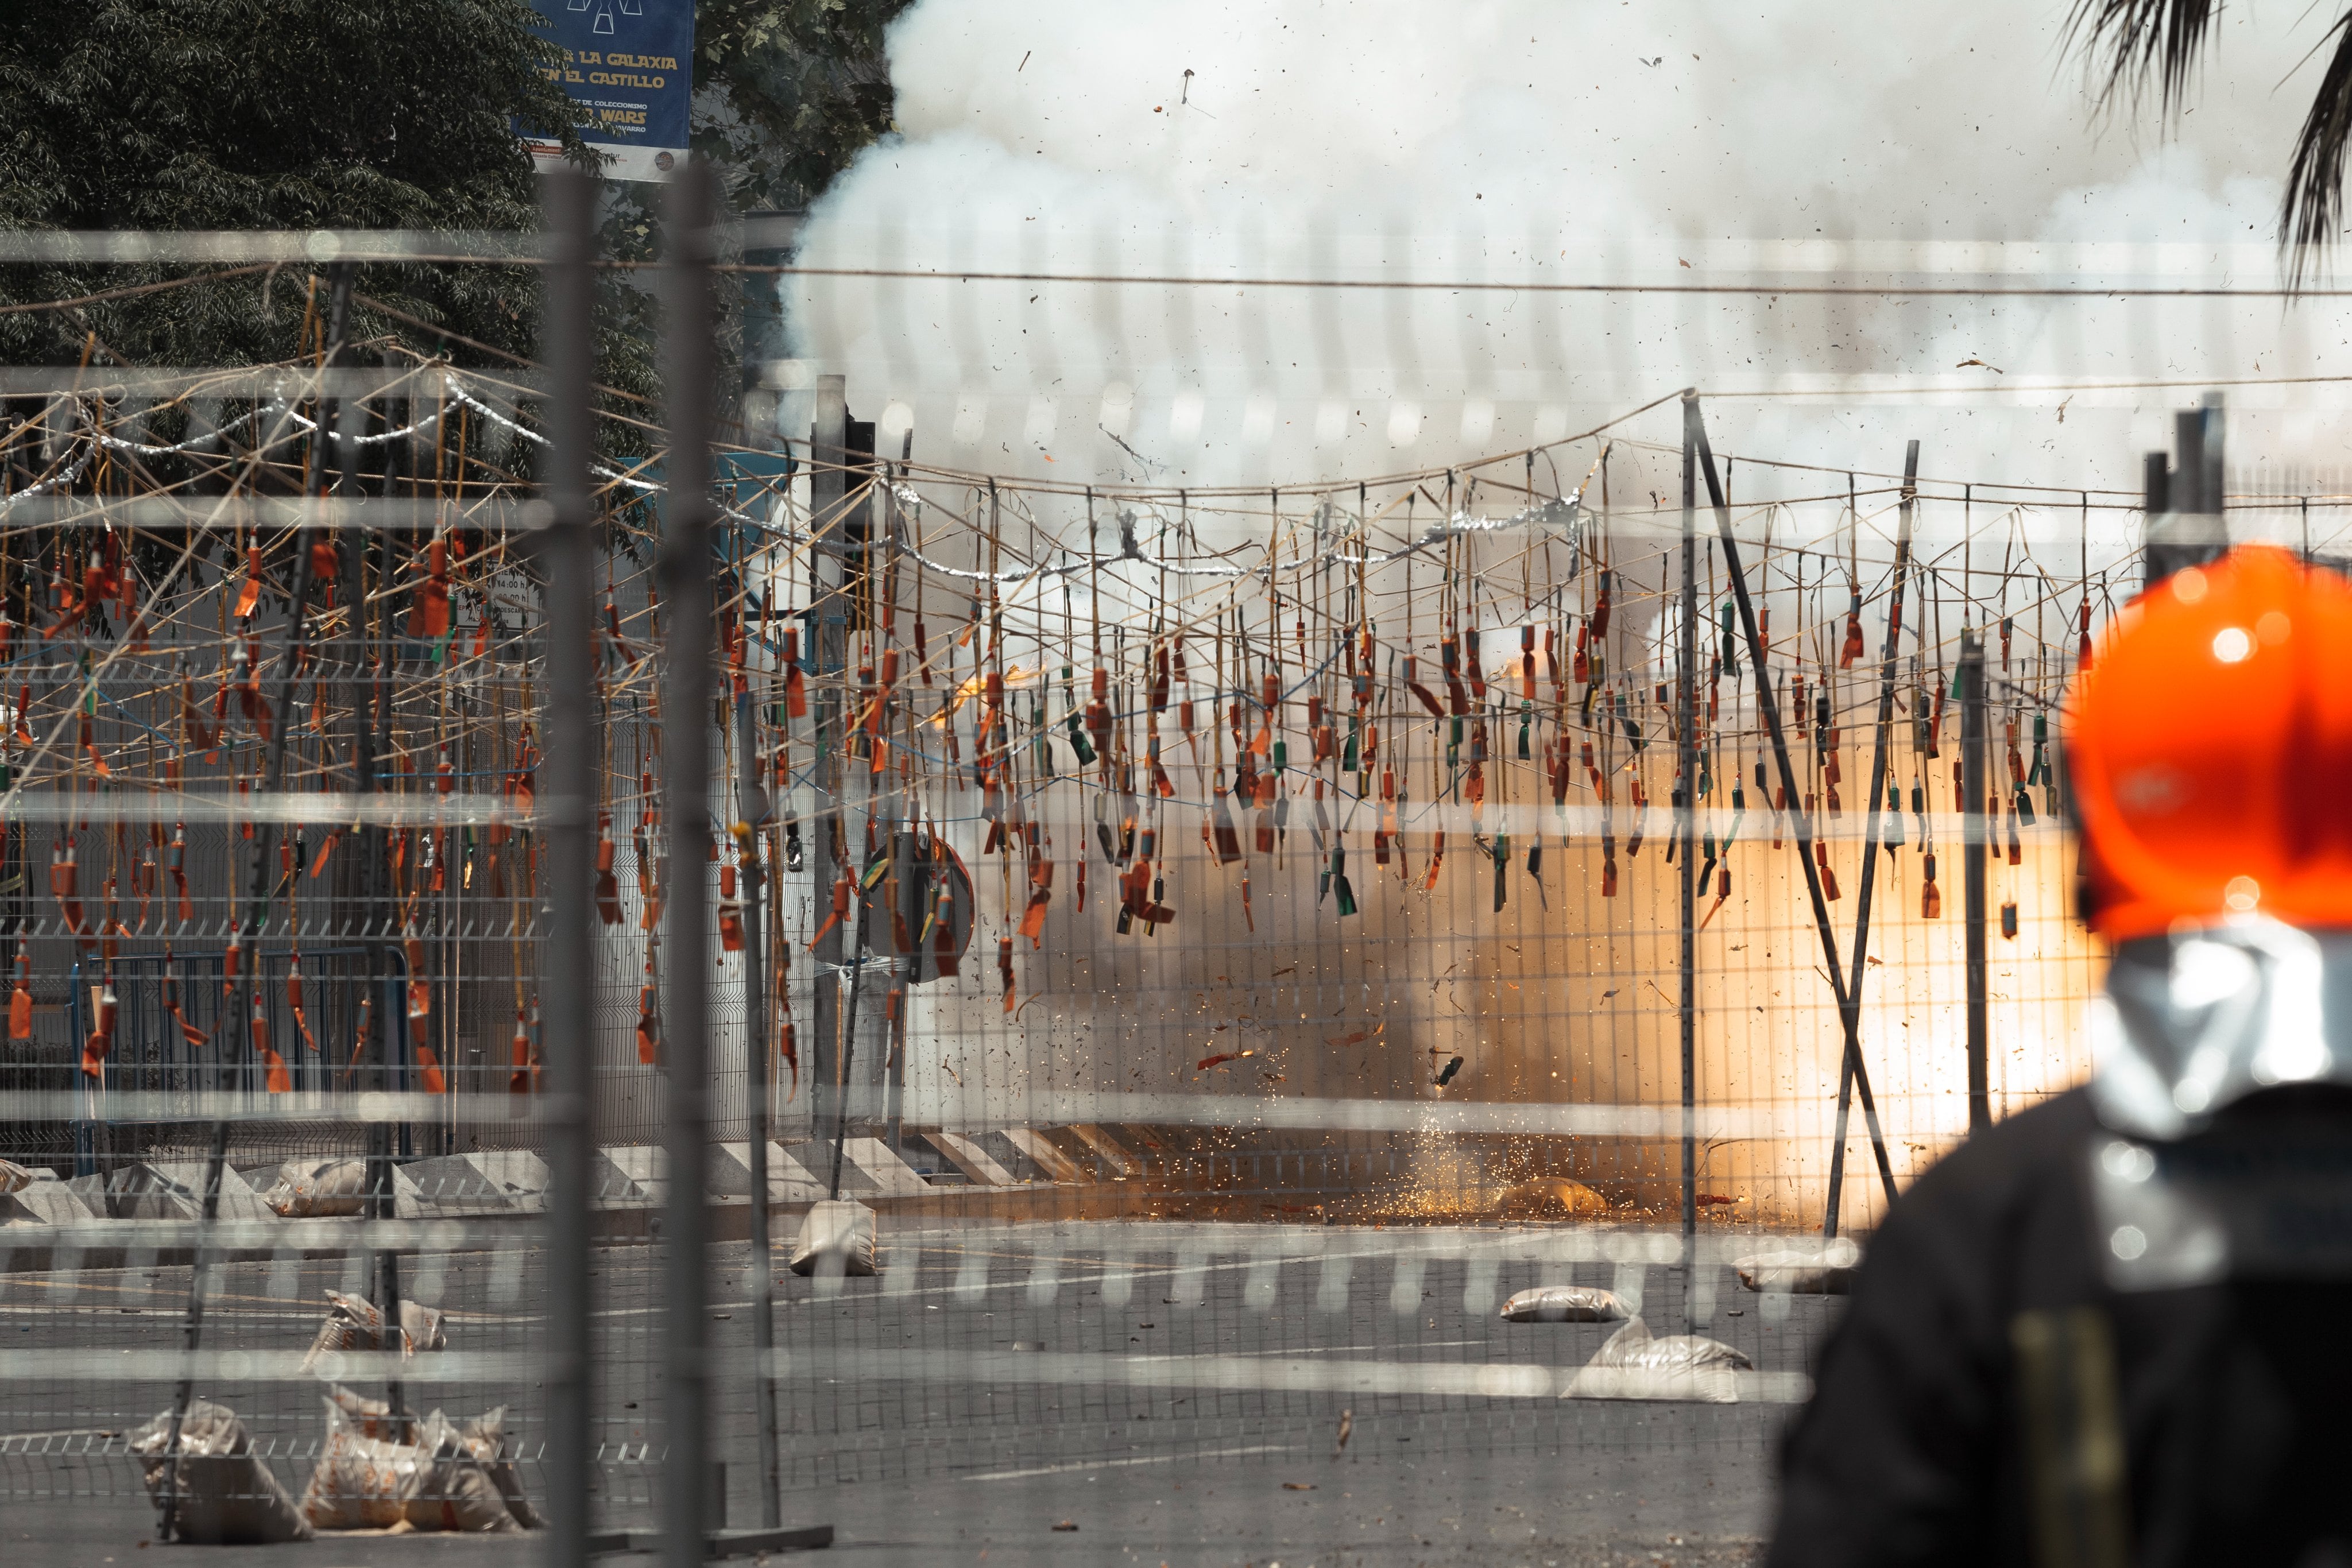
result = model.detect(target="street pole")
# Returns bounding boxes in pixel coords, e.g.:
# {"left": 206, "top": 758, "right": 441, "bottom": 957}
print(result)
{"left": 807, "top": 378, "right": 847, "bottom": 1151}
{"left": 1959, "top": 629, "right": 1990, "bottom": 1136}
{"left": 733, "top": 691, "right": 782, "bottom": 1527}
{"left": 540, "top": 164, "right": 599, "bottom": 1568}
{"left": 1676, "top": 395, "right": 1699, "bottom": 1313}
{"left": 1822, "top": 442, "right": 1914, "bottom": 1237}
{"left": 659, "top": 160, "right": 718, "bottom": 1568}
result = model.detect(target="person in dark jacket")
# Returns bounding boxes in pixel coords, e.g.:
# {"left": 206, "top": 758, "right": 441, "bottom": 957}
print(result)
{"left": 1769, "top": 545, "right": 2352, "bottom": 1568}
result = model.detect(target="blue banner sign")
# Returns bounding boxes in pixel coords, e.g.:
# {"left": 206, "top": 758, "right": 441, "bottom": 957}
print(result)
{"left": 523, "top": 0, "right": 693, "bottom": 183}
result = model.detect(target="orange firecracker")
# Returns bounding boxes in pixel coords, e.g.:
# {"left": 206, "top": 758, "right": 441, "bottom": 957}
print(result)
{"left": 6, "top": 945, "right": 29, "bottom": 1040}
{"left": 252, "top": 998, "right": 290, "bottom": 1093}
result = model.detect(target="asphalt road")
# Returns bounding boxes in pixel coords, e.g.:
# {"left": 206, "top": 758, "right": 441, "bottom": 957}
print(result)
{"left": 2, "top": 1219, "right": 1831, "bottom": 1566}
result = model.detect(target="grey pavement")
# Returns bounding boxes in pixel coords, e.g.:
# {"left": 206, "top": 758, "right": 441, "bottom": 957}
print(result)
{"left": 2, "top": 1219, "right": 1821, "bottom": 1566}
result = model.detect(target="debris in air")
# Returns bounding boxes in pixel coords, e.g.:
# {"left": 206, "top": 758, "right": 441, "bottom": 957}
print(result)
{"left": 1496, "top": 1178, "right": 1609, "bottom": 1218}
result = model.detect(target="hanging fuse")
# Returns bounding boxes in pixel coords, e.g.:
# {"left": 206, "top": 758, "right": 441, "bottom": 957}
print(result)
{"left": 1251, "top": 670, "right": 1279, "bottom": 757}
{"left": 717, "top": 861, "right": 744, "bottom": 953}
{"left": 252, "top": 995, "right": 289, "bottom": 1094}
{"left": 168, "top": 823, "right": 191, "bottom": 924}
{"left": 510, "top": 1008, "right": 536, "bottom": 1095}
{"left": 1210, "top": 776, "right": 1243, "bottom": 864}
{"left": 1440, "top": 633, "right": 1469, "bottom": 715}
{"left": 234, "top": 544, "right": 264, "bottom": 621}
{"left": 780, "top": 628, "right": 807, "bottom": 720}
{"left": 286, "top": 956, "right": 316, "bottom": 1054}
{"left": 807, "top": 874, "right": 852, "bottom": 949}
{"left": 932, "top": 882, "right": 960, "bottom": 977}
{"left": 1402, "top": 655, "right": 1445, "bottom": 719}
{"left": 7, "top": 944, "right": 29, "bottom": 1041}
{"left": 636, "top": 981, "right": 662, "bottom": 1066}
{"left": 81, "top": 977, "right": 118, "bottom": 1082}
{"left": 1084, "top": 668, "right": 1113, "bottom": 763}
{"left": 408, "top": 536, "right": 451, "bottom": 640}
{"left": 405, "top": 933, "right": 431, "bottom": 1027}
{"left": 595, "top": 816, "right": 622, "bottom": 925}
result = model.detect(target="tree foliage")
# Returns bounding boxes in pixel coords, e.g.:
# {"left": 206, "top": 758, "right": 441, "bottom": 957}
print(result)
{"left": 2067, "top": 0, "right": 2352, "bottom": 276}
{"left": 0, "top": 0, "right": 641, "bottom": 382}
{"left": 0, "top": 0, "right": 910, "bottom": 420}
{"left": 693, "top": 0, "right": 912, "bottom": 214}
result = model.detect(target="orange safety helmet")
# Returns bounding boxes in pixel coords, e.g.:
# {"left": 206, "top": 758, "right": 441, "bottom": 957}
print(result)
{"left": 2065, "top": 544, "right": 2352, "bottom": 940}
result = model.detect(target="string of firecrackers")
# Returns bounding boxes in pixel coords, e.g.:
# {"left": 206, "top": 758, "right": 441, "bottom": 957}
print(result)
{"left": 0, "top": 354, "right": 556, "bottom": 1098}
{"left": 1, "top": 355, "right": 2130, "bottom": 1105}
{"left": 716, "top": 472, "right": 2117, "bottom": 1090}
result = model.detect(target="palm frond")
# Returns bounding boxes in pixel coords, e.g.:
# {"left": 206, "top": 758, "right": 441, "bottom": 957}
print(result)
{"left": 2282, "top": 13, "right": 2352, "bottom": 281}
{"left": 2064, "top": 0, "right": 2219, "bottom": 115}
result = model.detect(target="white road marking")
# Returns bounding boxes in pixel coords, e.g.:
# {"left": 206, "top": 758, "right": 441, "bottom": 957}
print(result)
{"left": 962, "top": 1442, "right": 1297, "bottom": 1482}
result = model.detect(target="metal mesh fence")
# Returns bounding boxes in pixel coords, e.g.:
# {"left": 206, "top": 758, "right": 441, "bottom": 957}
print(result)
{"left": 1, "top": 188, "right": 2341, "bottom": 1565}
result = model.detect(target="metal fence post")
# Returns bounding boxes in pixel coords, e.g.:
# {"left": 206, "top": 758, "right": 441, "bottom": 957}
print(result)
{"left": 807, "top": 376, "right": 847, "bottom": 1149}
{"left": 660, "top": 158, "right": 719, "bottom": 1568}
{"left": 733, "top": 691, "right": 783, "bottom": 1527}
{"left": 1822, "top": 442, "right": 1916, "bottom": 1237}
{"left": 1676, "top": 394, "right": 1699, "bottom": 1312}
{"left": 1959, "top": 629, "right": 1990, "bottom": 1135}
{"left": 540, "top": 163, "right": 599, "bottom": 1568}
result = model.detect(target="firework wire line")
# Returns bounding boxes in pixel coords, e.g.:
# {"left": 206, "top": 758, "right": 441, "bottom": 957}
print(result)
{"left": 13, "top": 225, "right": 2352, "bottom": 296}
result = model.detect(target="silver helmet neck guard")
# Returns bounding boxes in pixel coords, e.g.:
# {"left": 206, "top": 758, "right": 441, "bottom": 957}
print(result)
{"left": 2090, "top": 916, "right": 2352, "bottom": 1141}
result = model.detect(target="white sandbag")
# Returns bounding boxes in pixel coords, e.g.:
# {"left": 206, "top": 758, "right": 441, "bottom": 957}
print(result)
{"left": 302, "top": 1397, "right": 533, "bottom": 1534}
{"left": 322, "top": 1383, "right": 415, "bottom": 1442}
{"left": 442, "top": 1405, "right": 543, "bottom": 1529}
{"left": 261, "top": 1159, "right": 370, "bottom": 1218}
{"left": 789, "top": 1198, "right": 878, "bottom": 1277}
{"left": 130, "top": 1400, "right": 314, "bottom": 1544}
{"left": 1499, "top": 1285, "right": 1628, "bottom": 1323}
{"left": 299, "top": 1290, "right": 447, "bottom": 1374}
{"left": 1734, "top": 1238, "right": 1859, "bottom": 1295}
{"left": 300, "top": 1397, "right": 432, "bottom": 1530}
{"left": 1564, "top": 1317, "right": 1754, "bottom": 1404}
{"left": 416, "top": 1405, "right": 539, "bottom": 1531}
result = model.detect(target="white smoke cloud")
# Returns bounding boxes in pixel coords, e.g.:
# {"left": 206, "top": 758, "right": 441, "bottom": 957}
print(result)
{"left": 774, "top": 2, "right": 2352, "bottom": 1142}
{"left": 782, "top": 0, "right": 2349, "bottom": 513}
